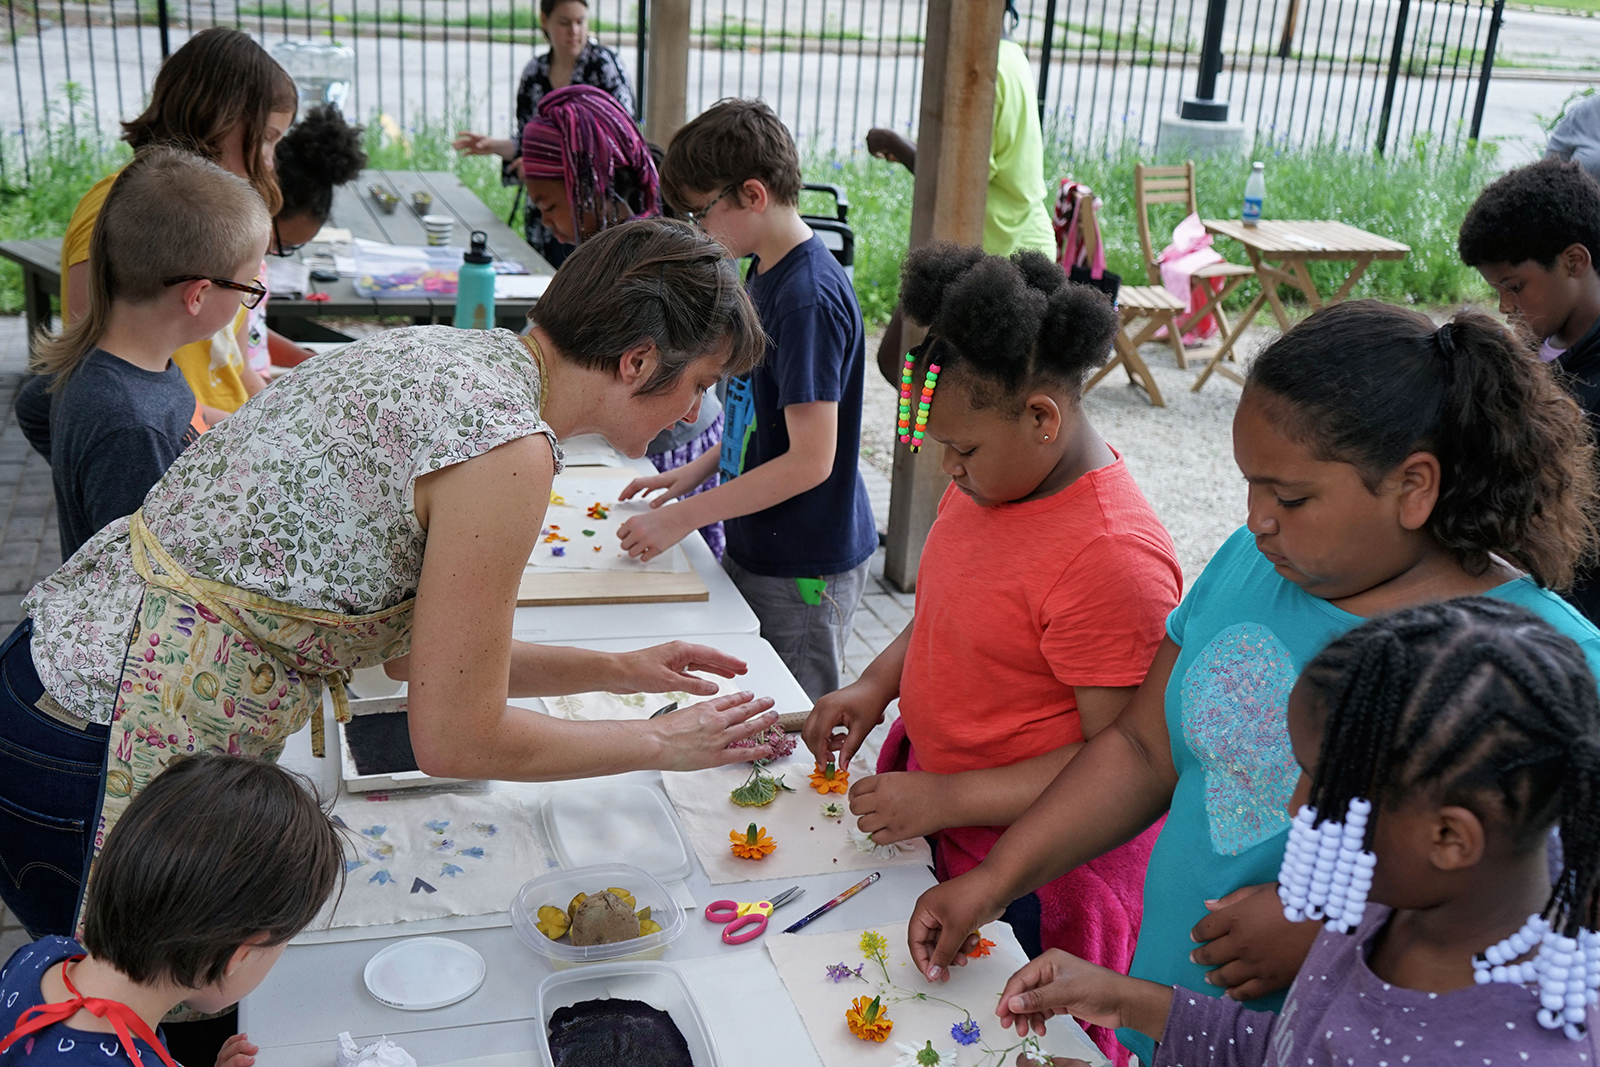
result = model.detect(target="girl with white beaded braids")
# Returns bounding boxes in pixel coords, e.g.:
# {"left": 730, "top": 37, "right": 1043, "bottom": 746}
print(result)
{"left": 984, "top": 596, "right": 1600, "bottom": 1065}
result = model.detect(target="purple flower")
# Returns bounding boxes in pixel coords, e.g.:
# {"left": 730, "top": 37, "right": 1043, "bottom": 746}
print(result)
{"left": 951, "top": 1019, "right": 980, "bottom": 1045}
{"left": 825, "top": 962, "right": 867, "bottom": 983}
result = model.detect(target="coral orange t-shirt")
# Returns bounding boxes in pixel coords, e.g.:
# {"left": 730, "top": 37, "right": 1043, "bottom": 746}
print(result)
{"left": 897, "top": 457, "right": 1182, "bottom": 775}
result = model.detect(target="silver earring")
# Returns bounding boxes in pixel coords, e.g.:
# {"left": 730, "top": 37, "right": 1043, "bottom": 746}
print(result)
{"left": 1043, "top": 435, "right": 1050, "bottom": 441}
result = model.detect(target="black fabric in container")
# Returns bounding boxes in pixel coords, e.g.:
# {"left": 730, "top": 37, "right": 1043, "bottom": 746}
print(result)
{"left": 547, "top": 998, "right": 693, "bottom": 1067}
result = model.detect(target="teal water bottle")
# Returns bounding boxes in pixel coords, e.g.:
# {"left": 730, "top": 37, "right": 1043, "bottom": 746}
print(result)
{"left": 454, "top": 230, "right": 495, "bottom": 329}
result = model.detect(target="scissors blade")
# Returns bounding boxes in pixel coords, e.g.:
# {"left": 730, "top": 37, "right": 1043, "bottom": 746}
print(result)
{"left": 769, "top": 886, "right": 805, "bottom": 910}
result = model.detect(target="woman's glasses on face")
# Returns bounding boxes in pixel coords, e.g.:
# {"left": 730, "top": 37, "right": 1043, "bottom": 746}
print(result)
{"left": 269, "top": 218, "right": 307, "bottom": 258}
{"left": 163, "top": 274, "right": 269, "bottom": 309}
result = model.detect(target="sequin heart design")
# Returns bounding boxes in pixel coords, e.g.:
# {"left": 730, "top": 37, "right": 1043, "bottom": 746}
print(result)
{"left": 1181, "top": 622, "right": 1299, "bottom": 856}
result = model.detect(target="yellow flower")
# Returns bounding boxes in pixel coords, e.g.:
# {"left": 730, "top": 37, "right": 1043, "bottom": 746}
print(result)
{"left": 809, "top": 763, "right": 850, "bottom": 794}
{"left": 729, "top": 823, "right": 777, "bottom": 860}
{"left": 859, "top": 930, "right": 890, "bottom": 960}
{"left": 845, "top": 995, "right": 893, "bottom": 1042}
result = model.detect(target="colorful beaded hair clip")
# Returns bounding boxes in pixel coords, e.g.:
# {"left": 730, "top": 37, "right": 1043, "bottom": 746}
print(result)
{"left": 896, "top": 343, "right": 941, "bottom": 452}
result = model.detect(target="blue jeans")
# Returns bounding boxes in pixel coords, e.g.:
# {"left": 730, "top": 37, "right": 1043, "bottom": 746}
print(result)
{"left": 0, "top": 619, "right": 110, "bottom": 938}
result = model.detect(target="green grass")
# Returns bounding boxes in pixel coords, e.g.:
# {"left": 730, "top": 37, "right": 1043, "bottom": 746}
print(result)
{"left": 1506, "top": 0, "right": 1599, "bottom": 12}
{"left": 0, "top": 98, "right": 1499, "bottom": 325}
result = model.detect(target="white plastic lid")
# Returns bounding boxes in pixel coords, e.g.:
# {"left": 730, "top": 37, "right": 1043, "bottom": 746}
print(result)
{"left": 541, "top": 782, "right": 692, "bottom": 882}
{"left": 362, "top": 937, "right": 485, "bottom": 1010}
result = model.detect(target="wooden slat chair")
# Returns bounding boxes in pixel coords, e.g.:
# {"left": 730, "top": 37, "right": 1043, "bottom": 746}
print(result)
{"left": 1134, "top": 161, "right": 1255, "bottom": 368}
{"left": 1071, "top": 190, "right": 1184, "bottom": 408}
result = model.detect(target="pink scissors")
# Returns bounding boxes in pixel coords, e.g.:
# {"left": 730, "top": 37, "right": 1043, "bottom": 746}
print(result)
{"left": 703, "top": 885, "right": 804, "bottom": 944}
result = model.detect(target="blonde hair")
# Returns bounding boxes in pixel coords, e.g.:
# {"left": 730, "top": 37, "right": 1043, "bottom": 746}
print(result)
{"left": 33, "top": 146, "right": 271, "bottom": 387}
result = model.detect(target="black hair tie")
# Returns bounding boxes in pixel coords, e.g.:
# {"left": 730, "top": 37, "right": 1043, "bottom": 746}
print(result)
{"left": 1435, "top": 322, "right": 1457, "bottom": 359}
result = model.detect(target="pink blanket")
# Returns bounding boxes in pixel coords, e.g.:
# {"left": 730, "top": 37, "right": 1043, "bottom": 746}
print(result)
{"left": 878, "top": 717, "right": 1161, "bottom": 1067}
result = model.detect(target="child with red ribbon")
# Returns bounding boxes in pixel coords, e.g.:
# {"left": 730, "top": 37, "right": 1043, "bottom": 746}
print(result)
{"left": 0, "top": 756, "right": 343, "bottom": 1067}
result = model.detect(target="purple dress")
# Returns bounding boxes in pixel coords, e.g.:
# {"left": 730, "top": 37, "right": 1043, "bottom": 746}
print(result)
{"left": 1154, "top": 906, "right": 1600, "bottom": 1066}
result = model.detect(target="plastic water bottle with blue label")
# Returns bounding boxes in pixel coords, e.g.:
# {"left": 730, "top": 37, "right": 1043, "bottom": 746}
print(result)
{"left": 1243, "top": 161, "right": 1266, "bottom": 227}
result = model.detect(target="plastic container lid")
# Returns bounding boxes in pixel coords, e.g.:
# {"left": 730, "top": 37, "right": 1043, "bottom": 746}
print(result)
{"left": 362, "top": 937, "right": 485, "bottom": 1010}
{"left": 534, "top": 961, "right": 721, "bottom": 1067}
{"left": 510, "top": 862, "right": 686, "bottom": 966}
{"left": 541, "top": 782, "right": 692, "bottom": 882}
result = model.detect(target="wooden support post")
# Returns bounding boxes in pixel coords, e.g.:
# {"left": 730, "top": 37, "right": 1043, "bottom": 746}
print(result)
{"left": 882, "top": 0, "right": 1005, "bottom": 593}
{"left": 644, "top": 0, "right": 691, "bottom": 146}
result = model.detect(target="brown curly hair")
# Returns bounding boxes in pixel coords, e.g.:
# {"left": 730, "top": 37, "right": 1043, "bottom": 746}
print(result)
{"left": 1247, "top": 299, "right": 1597, "bottom": 591}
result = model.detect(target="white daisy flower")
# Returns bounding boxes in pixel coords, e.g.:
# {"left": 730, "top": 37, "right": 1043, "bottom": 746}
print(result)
{"left": 891, "top": 1040, "right": 959, "bottom": 1066}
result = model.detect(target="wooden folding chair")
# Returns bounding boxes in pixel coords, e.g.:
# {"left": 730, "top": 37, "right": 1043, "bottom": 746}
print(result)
{"left": 1134, "top": 161, "right": 1255, "bottom": 368}
{"left": 1071, "top": 191, "right": 1184, "bottom": 408}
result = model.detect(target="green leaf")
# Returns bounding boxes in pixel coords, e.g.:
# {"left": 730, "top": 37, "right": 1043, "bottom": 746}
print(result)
{"left": 730, "top": 774, "right": 779, "bottom": 807}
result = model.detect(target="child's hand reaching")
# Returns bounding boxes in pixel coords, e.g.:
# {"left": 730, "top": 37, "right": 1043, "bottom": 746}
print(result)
{"left": 801, "top": 678, "right": 892, "bottom": 770}
{"left": 848, "top": 771, "right": 948, "bottom": 844}
{"left": 996, "top": 949, "right": 1172, "bottom": 1042}
{"left": 617, "top": 505, "right": 698, "bottom": 562}
{"left": 215, "top": 1033, "right": 258, "bottom": 1067}
{"left": 619, "top": 467, "right": 705, "bottom": 507}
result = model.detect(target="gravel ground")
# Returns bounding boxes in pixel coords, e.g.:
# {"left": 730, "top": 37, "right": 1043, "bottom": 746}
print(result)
{"left": 859, "top": 325, "right": 1287, "bottom": 588}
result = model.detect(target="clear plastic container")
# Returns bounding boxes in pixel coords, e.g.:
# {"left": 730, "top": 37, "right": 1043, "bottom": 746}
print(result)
{"left": 510, "top": 862, "right": 686, "bottom": 968}
{"left": 540, "top": 782, "right": 692, "bottom": 883}
{"left": 534, "top": 961, "right": 721, "bottom": 1067}
{"left": 353, "top": 241, "right": 462, "bottom": 299}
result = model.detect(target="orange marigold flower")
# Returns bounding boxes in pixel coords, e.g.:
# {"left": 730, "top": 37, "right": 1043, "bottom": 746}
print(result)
{"left": 966, "top": 934, "right": 996, "bottom": 958}
{"left": 845, "top": 995, "right": 893, "bottom": 1042}
{"left": 729, "top": 822, "right": 777, "bottom": 860}
{"left": 809, "top": 763, "right": 849, "bottom": 794}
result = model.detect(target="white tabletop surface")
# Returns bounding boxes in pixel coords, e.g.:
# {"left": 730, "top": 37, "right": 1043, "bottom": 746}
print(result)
{"left": 243, "top": 633, "right": 929, "bottom": 1067}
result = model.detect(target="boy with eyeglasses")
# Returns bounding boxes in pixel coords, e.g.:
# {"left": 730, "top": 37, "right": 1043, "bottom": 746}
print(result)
{"left": 15, "top": 147, "right": 270, "bottom": 559}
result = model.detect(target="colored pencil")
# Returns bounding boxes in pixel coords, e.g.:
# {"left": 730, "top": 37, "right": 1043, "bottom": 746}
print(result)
{"left": 782, "top": 871, "right": 880, "bottom": 933}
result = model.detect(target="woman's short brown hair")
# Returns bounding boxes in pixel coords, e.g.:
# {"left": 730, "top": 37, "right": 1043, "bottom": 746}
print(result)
{"left": 661, "top": 98, "right": 802, "bottom": 210}
{"left": 81, "top": 755, "right": 344, "bottom": 989}
{"left": 122, "top": 27, "right": 298, "bottom": 215}
{"left": 533, "top": 217, "right": 764, "bottom": 393}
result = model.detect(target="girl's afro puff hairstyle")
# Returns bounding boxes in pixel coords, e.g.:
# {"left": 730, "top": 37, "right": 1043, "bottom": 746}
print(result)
{"left": 899, "top": 242, "right": 1119, "bottom": 412}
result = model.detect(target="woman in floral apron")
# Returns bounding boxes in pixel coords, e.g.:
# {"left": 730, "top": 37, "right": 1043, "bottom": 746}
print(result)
{"left": 0, "top": 218, "right": 775, "bottom": 939}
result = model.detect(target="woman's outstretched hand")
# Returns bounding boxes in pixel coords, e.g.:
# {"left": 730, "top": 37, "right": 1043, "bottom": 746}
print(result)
{"left": 452, "top": 131, "right": 516, "bottom": 160}
{"left": 611, "top": 641, "right": 747, "bottom": 695}
{"left": 996, "top": 949, "right": 1170, "bottom": 1040}
{"left": 649, "top": 691, "right": 779, "bottom": 771}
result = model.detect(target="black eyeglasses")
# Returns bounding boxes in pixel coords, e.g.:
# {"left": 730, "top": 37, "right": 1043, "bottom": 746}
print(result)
{"left": 684, "top": 185, "right": 738, "bottom": 227}
{"left": 163, "top": 275, "right": 269, "bottom": 309}
{"left": 269, "top": 218, "right": 307, "bottom": 258}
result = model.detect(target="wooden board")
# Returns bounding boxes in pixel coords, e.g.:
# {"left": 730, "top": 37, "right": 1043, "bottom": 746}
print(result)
{"left": 515, "top": 566, "right": 709, "bottom": 607}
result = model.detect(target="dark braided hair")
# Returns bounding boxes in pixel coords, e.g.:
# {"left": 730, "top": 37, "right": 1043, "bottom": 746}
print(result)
{"left": 898, "top": 241, "right": 1120, "bottom": 413}
{"left": 1299, "top": 597, "right": 1600, "bottom": 938}
{"left": 1247, "top": 300, "right": 1597, "bottom": 590}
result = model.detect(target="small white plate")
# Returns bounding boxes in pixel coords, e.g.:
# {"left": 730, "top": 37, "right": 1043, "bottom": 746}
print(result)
{"left": 363, "top": 937, "right": 485, "bottom": 1010}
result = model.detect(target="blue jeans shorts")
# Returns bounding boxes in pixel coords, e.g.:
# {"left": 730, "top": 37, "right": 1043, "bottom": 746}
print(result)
{"left": 0, "top": 619, "right": 110, "bottom": 937}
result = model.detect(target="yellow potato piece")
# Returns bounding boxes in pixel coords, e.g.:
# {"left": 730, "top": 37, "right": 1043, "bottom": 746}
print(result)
{"left": 639, "top": 919, "right": 663, "bottom": 935}
{"left": 635, "top": 906, "right": 651, "bottom": 922}
{"left": 605, "top": 887, "right": 637, "bottom": 909}
{"left": 566, "top": 892, "right": 588, "bottom": 920}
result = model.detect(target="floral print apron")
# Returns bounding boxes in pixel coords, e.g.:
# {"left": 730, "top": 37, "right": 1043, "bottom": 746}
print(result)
{"left": 97, "top": 511, "right": 414, "bottom": 854}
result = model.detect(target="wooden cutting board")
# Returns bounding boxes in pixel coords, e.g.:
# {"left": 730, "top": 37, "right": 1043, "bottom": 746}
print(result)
{"left": 516, "top": 567, "right": 709, "bottom": 606}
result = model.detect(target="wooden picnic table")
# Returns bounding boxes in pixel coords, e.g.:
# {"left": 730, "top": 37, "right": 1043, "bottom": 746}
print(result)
{"left": 0, "top": 168, "right": 552, "bottom": 345}
{"left": 1191, "top": 218, "right": 1411, "bottom": 391}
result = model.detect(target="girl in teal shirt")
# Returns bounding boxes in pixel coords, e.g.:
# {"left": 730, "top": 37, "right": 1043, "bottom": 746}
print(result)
{"left": 902, "top": 299, "right": 1600, "bottom": 1064}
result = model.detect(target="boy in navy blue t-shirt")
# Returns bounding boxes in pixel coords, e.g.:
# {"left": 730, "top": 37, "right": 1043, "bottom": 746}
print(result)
{"left": 619, "top": 100, "right": 876, "bottom": 699}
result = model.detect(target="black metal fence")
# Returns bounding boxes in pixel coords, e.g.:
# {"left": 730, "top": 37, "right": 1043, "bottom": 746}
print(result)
{"left": 1, "top": 0, "right": 1503, "bottom": 186}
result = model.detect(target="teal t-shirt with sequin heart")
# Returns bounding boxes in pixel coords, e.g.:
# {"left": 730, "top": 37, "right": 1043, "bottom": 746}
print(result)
{"left": 1118, "top": 525, "right": 1600, "bottom": 1064}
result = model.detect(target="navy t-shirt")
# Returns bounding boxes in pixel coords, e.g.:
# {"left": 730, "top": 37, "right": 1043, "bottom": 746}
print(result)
{"left": 720, "top": 235, "right": 876, "bottom": 577}
{"left": 0, "top": 936, "right": 174, "bottom": 1067}
{"left": 40, "top": 350, "right": 201, "bottom": 561}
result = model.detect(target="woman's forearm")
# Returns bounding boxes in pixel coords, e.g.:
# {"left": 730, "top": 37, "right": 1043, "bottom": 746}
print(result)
{"left": 411, "top": 701, "right": 668, "bottom": 780}
{"left": 505, "top": 641, "right": 630, "bottom": 697}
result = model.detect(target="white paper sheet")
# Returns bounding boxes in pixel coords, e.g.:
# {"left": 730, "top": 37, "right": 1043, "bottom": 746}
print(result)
{"left": 538, "top": 674, "right": 742, "bottom": 722}
{"left": 494, "top": 274, "right": 551, "bottom": 300}
{"left": 661, "top": 747, "right": 931, "bottom": 885}
{"left": 313, "top": 790, "right": 550, "bottom": 930}
{"left": 766, "top": 921, "right": 1108, "bottom": 1067}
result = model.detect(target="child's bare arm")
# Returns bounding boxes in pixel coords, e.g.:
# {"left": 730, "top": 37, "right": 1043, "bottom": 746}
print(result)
{"left": 996, "top": 949, "right": 1172, "bottom": 1042}
{"left": 617, "top": 400, "right": 838, "bottom": 561}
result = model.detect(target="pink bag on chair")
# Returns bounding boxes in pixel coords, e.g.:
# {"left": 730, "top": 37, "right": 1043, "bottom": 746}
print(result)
{"left": 1158, "top": 212, "right": 1225, "bottom": 343}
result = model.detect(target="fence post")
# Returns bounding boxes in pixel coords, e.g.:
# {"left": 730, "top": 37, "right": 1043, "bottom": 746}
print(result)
{"left": 1036, "top": 0, "right": 1058, "bottom": 125}
{"left": 1179, "top": 0, "right": 1231, "bottom": 120}
{"left": 635, "top": 0, "right": 649, "bottom": 123}
{"left": 1469, "top": 0, "right": 1505, "bottom": 142}
{"left": 884, "top": 0, "right": 1004, "bottom": 593}
{"left": 1375, "top": 0, "right": 1411, "bottom": 156}
{"left": 1276, "top": 0, "right": 1299, "bottom": 58}
{"left": 158, "top": 0, "right": 171, "bottom": 58}
{"left": 644, "top": 0, "right": 689, "bottom": 144}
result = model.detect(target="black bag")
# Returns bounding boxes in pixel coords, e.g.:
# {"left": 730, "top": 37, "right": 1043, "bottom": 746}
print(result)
{"left": 1070, "top": 263, "right": 1121, "bottom": 303}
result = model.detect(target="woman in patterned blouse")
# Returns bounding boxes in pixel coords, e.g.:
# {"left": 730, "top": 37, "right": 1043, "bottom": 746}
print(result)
{"left": 454, "top": 0, "right": 635, "bottom": 267}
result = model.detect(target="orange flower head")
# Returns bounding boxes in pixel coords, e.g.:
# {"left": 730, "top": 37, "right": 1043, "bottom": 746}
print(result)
{"left": 966, "top": 934, "right": 996, "bottom": 958}
{"left": 845, "top": 995, "right": 893, "bottom": 1042}
{"left": 809, "top": 762, "right": 849, "bottom": 794}
{"left": 729, "top": 822, "right": 777, "bottom": 860}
